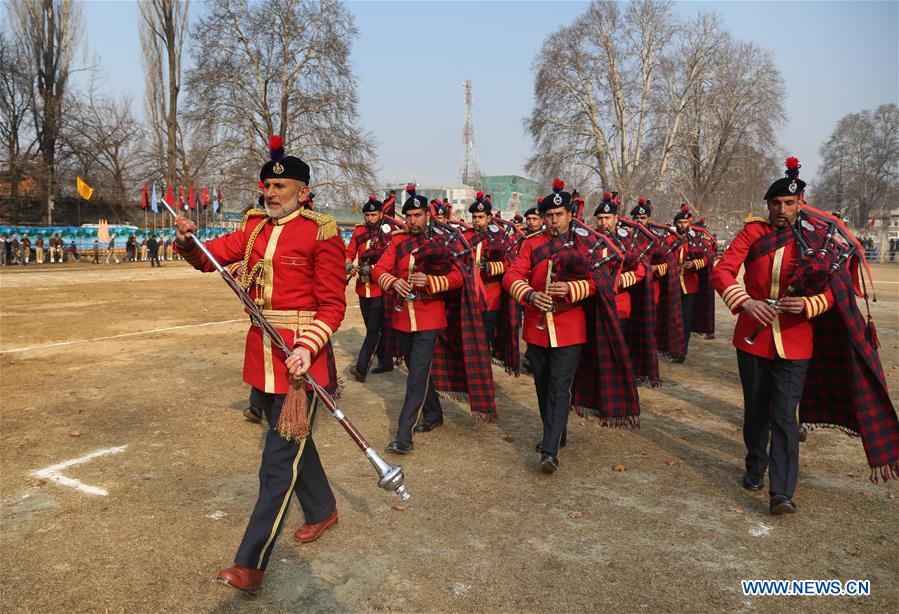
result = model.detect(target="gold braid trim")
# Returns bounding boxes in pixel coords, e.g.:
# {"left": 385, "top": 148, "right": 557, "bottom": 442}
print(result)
{"left": 240, "top": 209, "right": 267, "bottom": 231}
{"left": 297, "top": 208, "right": 338, "bottom": 240}
{"left": 744, "top": 215, "right": 769, "bottom": 225}
{"left": 239, "top": 217, "right": 269, "bottom": 305}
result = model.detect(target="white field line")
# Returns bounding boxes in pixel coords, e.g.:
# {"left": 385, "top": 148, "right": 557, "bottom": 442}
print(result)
{"left": 31, "top": 445, "right": 129, "bottom": 496}
{"left": 1, "top": 319, "right": 244, "bottom": 354}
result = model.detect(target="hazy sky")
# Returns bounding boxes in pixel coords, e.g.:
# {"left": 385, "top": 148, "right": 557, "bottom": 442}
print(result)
{"left": 66, "top": 1, "right": 899, "bottom": 186}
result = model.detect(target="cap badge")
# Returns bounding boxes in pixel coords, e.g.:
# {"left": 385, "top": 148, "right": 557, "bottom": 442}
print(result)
{"left": 788, "top": 180, "right": 797, "bottom": 193}
{"left": 273, "top": 162, "right": 285, "bottom": 175}
{"left": 553, "top": 194, "right": 562, "bottom": 205}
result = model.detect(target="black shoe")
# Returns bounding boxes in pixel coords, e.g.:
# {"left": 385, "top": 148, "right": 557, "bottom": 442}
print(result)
{"left": 535, "top": 432, "right": 567, "bottom": 454}
{"left": 798, "top": 424, "right": 808, "bottom": 443}
{"left": 770, "top": 494, "right": 797, "bottom": 515}
{"left": 370, "top": 364, "right": 393, "bottom": 374}
{"left": 243, "top": 407, "right": 263, "bottom": 424}
{"left": 741, "top": 473, "right": 763, "bottom": 491}
{"left": 386, "top": 440, "right": 413, "bottom": 454}
{"left": 413, "top": 419, "right": 444, "bottom": 433}
{"left": 540, "top": 453, "right": 558, "bottom": 474}
{"left": 349, "top": 365, "right": 367, "bottom": 383}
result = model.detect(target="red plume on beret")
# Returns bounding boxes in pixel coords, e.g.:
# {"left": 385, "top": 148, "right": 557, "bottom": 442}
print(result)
{"left": 536, "top": 197, "right": 543, "bottom": 204}
{"left": 785, "top": 156, "right": 801, "bottom": 180}
{"left": 552, "top": 178, "right": 565, "bottom": 192}
{"left": 602, "top": 192, "right": 611, "bottom": 201}
{"left": 405, "top": 183, "right": 416, "bottom": 197}
{"left": 367, "top": 194, "right": 377, "bottom": 202}
{"left": 680, "top": 203, "right": 690, "bottom": 213}
{"left": 475, "top": 191, "right": 484, "bottom": 202}
{"left": 268, "top": 135, "right": 285, "bottom": 162}
{"left": 638, "top": 198, "right": 646, "bottom": 205}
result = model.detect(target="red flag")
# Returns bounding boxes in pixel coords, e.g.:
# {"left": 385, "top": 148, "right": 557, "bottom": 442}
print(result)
{"left": 869, "top": 214, "right": 877, "bottom": 229}
{"left": 189, "top": 185, "right": 196, "bottom": 210}
{"left": 217, "top": 188, "right": 224, "bottom": 210}
{"left": 142, "top": 183, "right": 148, "bottom": 209}
{"left": 165, "top": 184, "right": 174, "bottom": 206}
{"left": 203, "top": 185, "right": 209, "bottom": 209}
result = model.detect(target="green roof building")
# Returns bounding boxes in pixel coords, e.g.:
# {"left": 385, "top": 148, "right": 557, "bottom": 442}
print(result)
{"left": 479, "top": 175, "right": 539, "bottom": 214}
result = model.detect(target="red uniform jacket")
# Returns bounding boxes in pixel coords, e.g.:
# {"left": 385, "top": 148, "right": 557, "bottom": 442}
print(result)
{"left": 345, "top": 224, "right": 383, "bottom": 299}
{"left": 667, "top": 232, "right": 708, "bottom": 294}
{"left": 503, "top": 232, "right": 596, "bottom": 348}
{"left": 597, "top": 228, "right": 645, "bottom": 320}
{"left": 176, "top": 208, "right": 346, "bottom": 393}
{"left": 372, "top": 232, "right": 463, "bottom": 333}
{"left": 466, "top": 229, "right": 505, "bottom": 312}
{"left": 712, "top": 220, "right": 834, "bottom": 360}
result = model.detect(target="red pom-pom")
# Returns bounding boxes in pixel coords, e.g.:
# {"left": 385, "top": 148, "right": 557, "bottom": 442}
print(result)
{"left": 786, "top": 157, "right": 800, "bottom": 170}
{"left": 406, "top": 183, "right": 415, "bottom": 192}
{"left": 368, "top": 194, "right": 377, "bottom": 201}
{"left": 680, "top": 203, "right": 690, "bottom": 212}
{"left": 552, "top": 178, "right": 565, "bottom": 191}
{"left": 603, "top": 192, "right": 611, "bottom": 201}
{"left": 638, "top": 198, "right": 646, "bottom": 205}
{"left": 475, "top": 191, "right": 484, "bottom": 201}
{"left": 268, "top": 134, "right": 283, "bottom": 151}
{"left": 698, "top": 218, "right": 705, "bottom": 225}
{"left": 536, "top": 198, "right": 542, "bottom": 204}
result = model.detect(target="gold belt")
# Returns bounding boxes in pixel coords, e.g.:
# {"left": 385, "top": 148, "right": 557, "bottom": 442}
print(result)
{"left": 250, "top": 309, "right": 316, "bottom": 334}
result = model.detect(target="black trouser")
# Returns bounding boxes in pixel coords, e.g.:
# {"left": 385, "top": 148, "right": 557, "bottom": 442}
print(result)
{"left": 234, "top": 388, "right": 336, "bottom": 571}
{"left": 482, "top": 310, "right": 499, "bottom": 345}
{"left": 526, "top": 343, "right": 582, "bottom": 458}
{"left": 737, "top": 350, "right": 809, "bottom": 498}
{"left": 395, "top": 329, "right": 442, "bottom": 444}
{"left": 355, "top": 296, "right": 386, "bottom": 372}
{"left": 148, "top": 252, "right": 160, "bottom": 267}
{"left": 681, "top": 292, "right": 696, "bottom": 351}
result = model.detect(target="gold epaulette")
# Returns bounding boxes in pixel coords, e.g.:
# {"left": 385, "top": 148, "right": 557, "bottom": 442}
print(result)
{"left": 744, "top": 215, "right": 768, "bottom": 225}
{"left": 298, "top": 208, "right": 338, "bottom": 240}
{"left": 240, "top": 209, "right": 268, "bottom": 231}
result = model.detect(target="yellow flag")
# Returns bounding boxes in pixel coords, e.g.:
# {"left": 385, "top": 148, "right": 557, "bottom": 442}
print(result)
{"left": 76, "top": 176, "right": 94, "bottom": 201}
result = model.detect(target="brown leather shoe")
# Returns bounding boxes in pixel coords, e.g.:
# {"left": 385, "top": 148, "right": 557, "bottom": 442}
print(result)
{"left": 293, "top": 508, "right": 338, "bottom": 543}
{"left": 216, "top": 564, "right": 263, "bottom": 593}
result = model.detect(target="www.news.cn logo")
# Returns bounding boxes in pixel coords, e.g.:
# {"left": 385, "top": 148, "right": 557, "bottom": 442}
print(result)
{"left": 741, "top": 579, "right": 871, "bottom": 596}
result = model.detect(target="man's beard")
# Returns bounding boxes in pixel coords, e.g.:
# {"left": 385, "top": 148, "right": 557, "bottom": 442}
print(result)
{"left": 265, "top": 200, "right": 300, "bottom": 219}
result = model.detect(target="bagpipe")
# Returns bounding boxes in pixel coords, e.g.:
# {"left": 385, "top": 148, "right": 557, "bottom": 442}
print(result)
{"left": 356, "top": 215, "right": 406, "bottom": 283}
{"left": 618, "top": 217, "right": 659, "bottom": 265}
{"left": 745, "top": 208, "right": 862, "bottom": 346}
{"left": 395, "top": 217, "right": 473, "bottom": 307}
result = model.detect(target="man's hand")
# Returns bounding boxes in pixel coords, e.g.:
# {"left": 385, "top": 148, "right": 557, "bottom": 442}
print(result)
{"left": 393, "top": 278, "right": 413, "bottom": 296}
{"left": 777, "top": 296, "right": 806, "bottom": 315}
{"left": 682, "top": 260, "right": 696, "bottom": 271}
{"left": 742, "top": 299, "right": 777, "bottom": 326}
{"left": 547, "top": 281, "right": 569, "bottom": 297}
{"left": 530, "top": 291, "right": 554, "bottom": 312}
{"left": 409, "top": 272, "right": 428, "bottom": 288}
{"left": 286, "top": 347, "right": 312, "bottom": 381}
{"left": 345, "top": 262, "right": 358, "bottom": 277}
{"left": 174, "top": 215, "right": 198, "bottom": 244}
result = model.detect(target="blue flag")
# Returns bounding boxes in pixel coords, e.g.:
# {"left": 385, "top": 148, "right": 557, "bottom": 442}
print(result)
{"left": 150, "top": 182, "right": 158, "bottom": 213}
{"left": 212, "top": 186, "right": 219, "bottom": 213}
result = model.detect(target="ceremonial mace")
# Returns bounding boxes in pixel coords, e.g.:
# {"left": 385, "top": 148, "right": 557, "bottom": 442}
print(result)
{"left": 161, "top": 200, "right": 410, "bottom": 502}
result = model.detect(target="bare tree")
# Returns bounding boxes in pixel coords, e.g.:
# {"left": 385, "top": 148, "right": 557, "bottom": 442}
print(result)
{"left": 666, "top": 38, "right": 785, "bottom": 213}
{"left": 186, "top": 0, "right": 376, "bottom": 207}
{"left": 140, "top": 0, "right": 189, "bottom": 187}
{"left": 0, "top": 31, "right": 38, "bottom": 218}
{"left": 62, "top": 86, "right": 145, "bottom": 204}
{"left": 9, "top": 0, "right": 83, "bottom": 223}
{"left": 817, "top": 104, "right": 899, "bottom": 228}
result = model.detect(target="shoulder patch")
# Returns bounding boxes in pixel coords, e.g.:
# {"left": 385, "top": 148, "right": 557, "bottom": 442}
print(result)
{"left": 298, "top": 208, "right": 338, "bottom": 241}
{"left": 240, "top": 209, "right": 268, "bottom": 231}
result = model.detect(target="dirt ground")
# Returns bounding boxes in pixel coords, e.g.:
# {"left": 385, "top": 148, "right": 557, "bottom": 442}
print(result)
{"left": 1, "top": 260, "right": 897, "bottom": 613}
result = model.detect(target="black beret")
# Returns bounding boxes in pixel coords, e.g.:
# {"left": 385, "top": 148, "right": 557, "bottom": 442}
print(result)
{"left": 764, "top": 156, "right": 806, "bottom": 200}
{"left": 523, "top": 207, "right": 539, "bottom": 217}
{"left": 402, "top": 194, "right": 428, "bottom": 213}
{"left": 538, "top": 190, "right": 571, "bottom": 214}
{"left": 469, "top": 192, "right": 492, "bottom": 214}
{"left": 362, "top": 197, "right": 381, "bottom": 213}
{"left": 673, "top": 206, "right": 693, "bottom": 222}
{"left": 260, "top": 136, "right": 310, "bottom": 184}
{"left": 593, "top": 193, "right": 618, "bottom": 216}
{"left": 630, "top": 199, "right": 651, "bottom": 217}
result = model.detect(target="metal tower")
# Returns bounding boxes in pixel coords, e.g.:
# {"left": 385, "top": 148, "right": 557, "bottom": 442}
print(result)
{"left": 459, "top": 80, "right": 481, "bottom": 187}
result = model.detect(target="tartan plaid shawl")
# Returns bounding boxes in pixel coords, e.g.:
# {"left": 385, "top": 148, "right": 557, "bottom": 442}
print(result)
{"left": 431, "top": 240, "right": 498, "bottom": 421}
{"left": 747, "top": 222, "right": 898, "bottom": 480}
{"left": 688, "top": 235, "right": 716, "bottom": 339}
{"left": 541, "top": 231, "right": 639, "bottom": 427}
{"left": 626, "top": 256, "right": 660, "bottom": 385}
{"left": 653, "top": 244, "right": 686, "bottom": 361}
